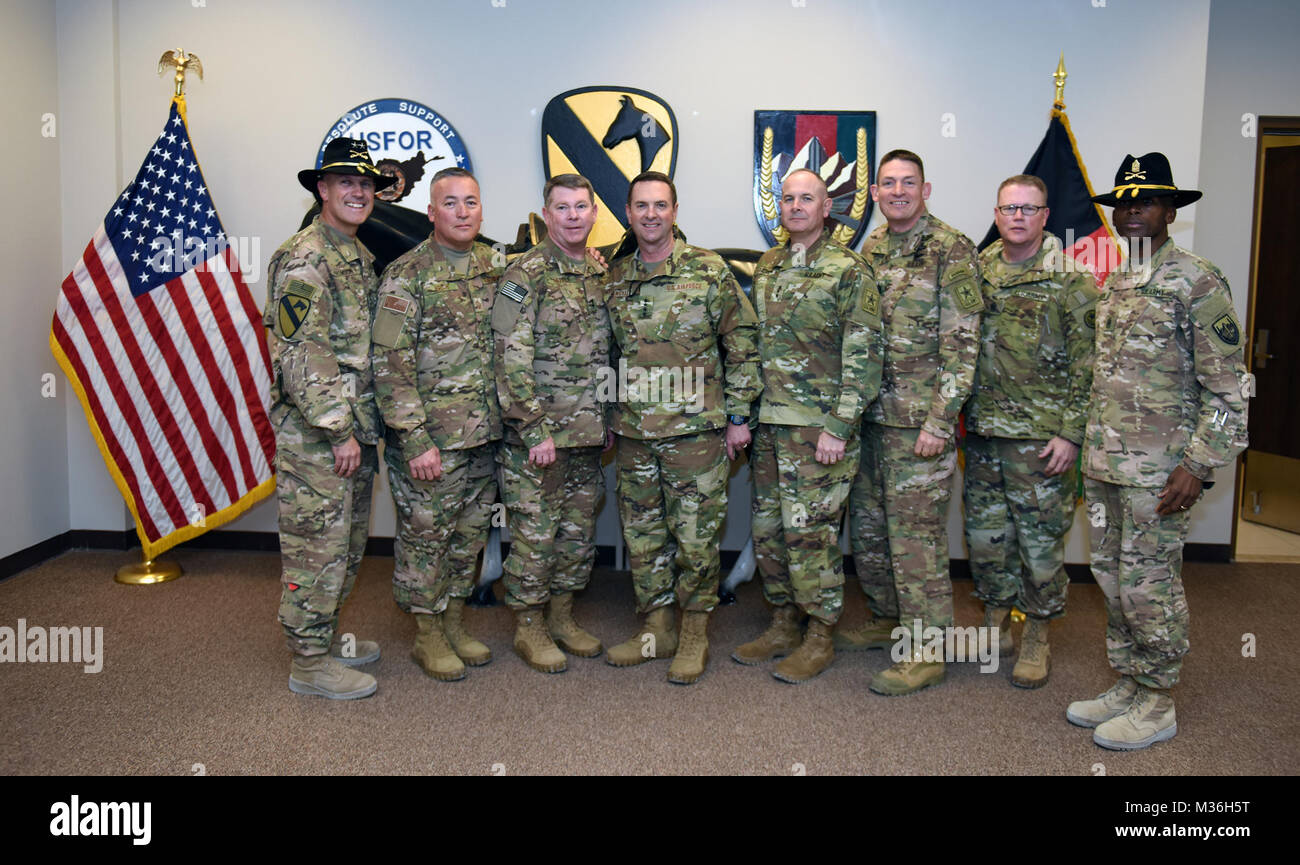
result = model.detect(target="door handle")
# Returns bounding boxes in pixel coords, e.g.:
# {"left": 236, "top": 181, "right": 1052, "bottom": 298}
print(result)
{"left": 1255, "top": 329, "right": 1274, "bottom": 369}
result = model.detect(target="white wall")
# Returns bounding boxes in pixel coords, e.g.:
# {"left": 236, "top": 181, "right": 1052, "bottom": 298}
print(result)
{"left": 35, "top": 0, "right": 1248, "bottom": 560}
{"left": 1193, "top": 0, "right": 1300, "bottom": 544}
{"left": 0, "top": 0, "right": 71, "bottom": 558}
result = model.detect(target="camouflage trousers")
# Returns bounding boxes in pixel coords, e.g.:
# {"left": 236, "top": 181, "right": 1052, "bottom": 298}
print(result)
{"left": 752, "top": 423, "right": 858, "bottom": 626}
{"left": 962, "top": 433, "right": 1073, "bottom": 619}
{"left": 616, "top": 429, "right": 728, "bottom": 613}
{"left": 275, "top": 421, "right": 377, "bottom": 656}
{"left": 1085, "top": 478, "right": 1191, "bottom": 689}
{"left": 498, "top": 441, "right": 604, "bottom": 610}
{"left": 850, "top": 423, "right": 956, "bottom": 631}
{"left": 387, "top": 441, "right": 498, "bottom": 615}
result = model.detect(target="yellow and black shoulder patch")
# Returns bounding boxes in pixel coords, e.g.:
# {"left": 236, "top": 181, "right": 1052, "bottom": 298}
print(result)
{"left": 277, "top": 294, "right": 312, "bottom": 339}
{"left": 1212, "top": 314, "right": 1240, "bottom": 347}
{"left": 1192, "top": 292, "right": 1243, "bottom": 356}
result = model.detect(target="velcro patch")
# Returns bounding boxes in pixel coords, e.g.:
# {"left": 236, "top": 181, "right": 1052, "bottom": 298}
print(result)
{"left": 952, "top": 278, "right": 984, "bottom": 314}
{"left": 1192, "top": 292, "right": 1242, "bottom": 356}
{"left": 381, "top": 295, "right": 412, "bottom": 314}
{"left": 277, "top": 295, "right": 312, "bottom": 339}
{"left": 862, "top": 286, "right": 881, "bottom": 317}
{"left": 283, "top": 279, "right": 320, "bottom": 301}
{"left": 498, "top": 280, "right": 528, "bottom": 304}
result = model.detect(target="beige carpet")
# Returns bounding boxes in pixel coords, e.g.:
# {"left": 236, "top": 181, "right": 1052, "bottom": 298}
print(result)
{"left": 1, "top": 549, "right": 1296, "bottom": 775}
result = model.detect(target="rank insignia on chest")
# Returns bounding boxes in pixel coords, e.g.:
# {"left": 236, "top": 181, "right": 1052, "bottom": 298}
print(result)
{"left": 498, "top": 281, "right": 528, "bottom": 304}
{"left": 1212, "top": 313, "right": 1240, "bottom": 346}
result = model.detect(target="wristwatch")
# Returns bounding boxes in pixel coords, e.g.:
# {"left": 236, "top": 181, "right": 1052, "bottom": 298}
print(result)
{"left": 728, "top": 415, "right": 748, "bottom": 425}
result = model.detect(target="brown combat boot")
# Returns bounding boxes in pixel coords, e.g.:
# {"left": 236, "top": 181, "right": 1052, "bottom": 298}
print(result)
{"left": 443, "top": 598, "right": 492, "bottom": 666}
{"left": 411, "top": 614, "right": 467, "bottom": 681}
{"left": 1093, "top": 684, "right": 1177, "bottom": 750}
{"left": 546, "top": 592, "right": 603, "bottom": 657}
{"left": 984, "top": 604, "right": 1016, "bottom": 656}
{"left": 773, "top": 619, "right": 834, "bottom": 683}
{"left": 868, "top": 659, "right": 945, "bottom": 695}
{"left": 606, "top": 606, "right": 677, "bottom": 666}
{"left": 514, "top": 608, "right": 567, "bottom": 673}
{"left": 833, "top": 615, "right": 900, "bottom": 651}
{"left": 667, "top": 611, "right": 710, "bottom": 685}
{"left": 732, "top": 604, "right": 802, "bottom": 665}
{"left": 1011, "top": 616, "right": 1050, "bottom": 688}
{"left": 289, "top": 653, "right": 377, "bottom": 699}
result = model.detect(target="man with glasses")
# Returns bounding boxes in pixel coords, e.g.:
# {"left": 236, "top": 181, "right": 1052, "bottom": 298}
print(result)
{"left": 963, "top": 174, "right": 1099, "bottom": 689}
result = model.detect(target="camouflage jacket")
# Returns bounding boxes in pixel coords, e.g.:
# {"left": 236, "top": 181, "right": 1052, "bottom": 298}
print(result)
{"left": 262, "top": 217, "right": 381, "bottom": 446}
{"left": 371, "top": 238, "right": 503, "bottom": 461}
{"left": 752, "top": 229, "right": 882, "bottom": 441}
{"left": 965, "top": 234, "right": 1099, "bottom": 443}
{"left": 491, "top": 237, "right": 611, "bottom": 449}
{"left": 860, "top": 211, "right": 983, "bottom": 437}
{"left": 1085, "top": 239, "right": 1248, "bottom": 487}
{"left": 604, "top": 239, "right": 761, "bottom": 440}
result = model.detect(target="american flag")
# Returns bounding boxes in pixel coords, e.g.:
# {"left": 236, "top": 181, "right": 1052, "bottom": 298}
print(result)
{"left": 50, "top": 98, "right": 275, "bottom": 560}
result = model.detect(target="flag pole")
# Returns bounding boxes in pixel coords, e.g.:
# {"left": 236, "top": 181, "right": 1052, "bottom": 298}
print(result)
{"left": 1053, "top": 53, "right": 1067, "bottom": 111}
{"left": 114, "top": 50, "right": 205, "bottom": 586}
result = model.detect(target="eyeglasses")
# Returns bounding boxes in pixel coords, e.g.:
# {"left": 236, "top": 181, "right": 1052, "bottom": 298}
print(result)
{"left": 996, "top": 204, "right": 1044, "bottom": 216}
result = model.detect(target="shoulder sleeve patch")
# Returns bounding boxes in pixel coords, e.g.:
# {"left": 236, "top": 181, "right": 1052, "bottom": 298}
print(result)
{"left": 1192, "top": 292, "right": 1243, "bottom": 356}
{"left": 862, "top": 285, "right": 881, "bottom": 317}
{"left": 951, "top": 277, "right": 984, "bottom": 314}
{"left": 498, "top": 280, "right": 528, "bottom": 304}
{"left": 282, "top": 279, "right": 321, "bottom": 301}
{"left": 372, "top": 294, "right": 412, "bottom": 349}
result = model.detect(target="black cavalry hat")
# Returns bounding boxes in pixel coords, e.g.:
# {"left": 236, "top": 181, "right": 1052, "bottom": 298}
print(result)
{"left": 1090, "top": 152, "right": 1202, "bottom": 207}
{"left": 298, "top": 137, "right": 397, "bottom": 195}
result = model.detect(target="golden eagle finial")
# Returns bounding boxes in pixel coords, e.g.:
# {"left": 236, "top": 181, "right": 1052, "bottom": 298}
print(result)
{"left": 158, "top": 49, "right": 203, "bottom": 97}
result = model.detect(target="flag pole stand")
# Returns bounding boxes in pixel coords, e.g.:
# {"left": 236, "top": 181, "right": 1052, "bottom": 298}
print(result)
{"left": 116, "top": 556, "right": 183, "bottom": 585}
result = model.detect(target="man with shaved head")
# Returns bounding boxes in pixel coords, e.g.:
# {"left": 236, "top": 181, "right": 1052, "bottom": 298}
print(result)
{"left": 732, "top": 168, "right": 883, "bottom": 684}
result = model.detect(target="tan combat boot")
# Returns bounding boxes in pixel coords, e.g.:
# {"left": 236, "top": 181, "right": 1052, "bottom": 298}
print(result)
{"left": 1066, "top": 676, "right": 1139, "bottom": 728}
{"left": 833, "top": 615, "right": 901, "bottom": 651}
{"left": 869, "top": 659, "right": 946, "bottom": 695}
{"left": 667, "top": 611, "right": 710, "bottom": 685}
{"left": 546, "top": 592, "right": 603, "bottom": 657}
{"left": 411, "top": 613, "right": 467, "bottom": 681}
{"left": 1093, "top": 684, "right": 1177, "bottom": 750}
{"left": 732, "top": 604, "right": 802, "bottom": 665}
{"left": 514, "top": 608, "right": 567, "bottom": 673}
{"left": 289, "top": 653, "right": 377, "bottom": 699}
{"left": 606, "top": 606, "right": 678, "bottom": 667}
{"left": 772, "top": 619, "right": 834, "bottom": 683}
{"left": 329, "top": 635, "right": 381, "bottom": 667}
{"left": 985, "top": 604, "right": 1015, "bottom": 656}
{"left": 1011, "top": 616, "right": 1050, "bottom": 688}
{"left": 443, "top": 598, "right": 492, "bottom": 666}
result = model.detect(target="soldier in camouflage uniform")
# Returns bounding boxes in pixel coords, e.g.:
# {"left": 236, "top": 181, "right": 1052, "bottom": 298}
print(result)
{"left": 963, "top": 174, "right": 1099, "bottom": 689}
{"left": 264, "top": 138, "right": 396, "bottom": 699}
{"left": 731, "top": 169, "right": 883, "bottom": 684}
{"left": 603, "top": 172, "right": 762, "bottom": 685}
{"left": 491, "top": 173, "right": 611, "bottom": 674}
{"left": 1067, "top": 153, "right": 1248, "bottom": 750}
{"left": 846, "top": 149, "right": 983, "bottom": 696}
{"left": 372, "top": 168, "right": 501, "bottom": 682}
